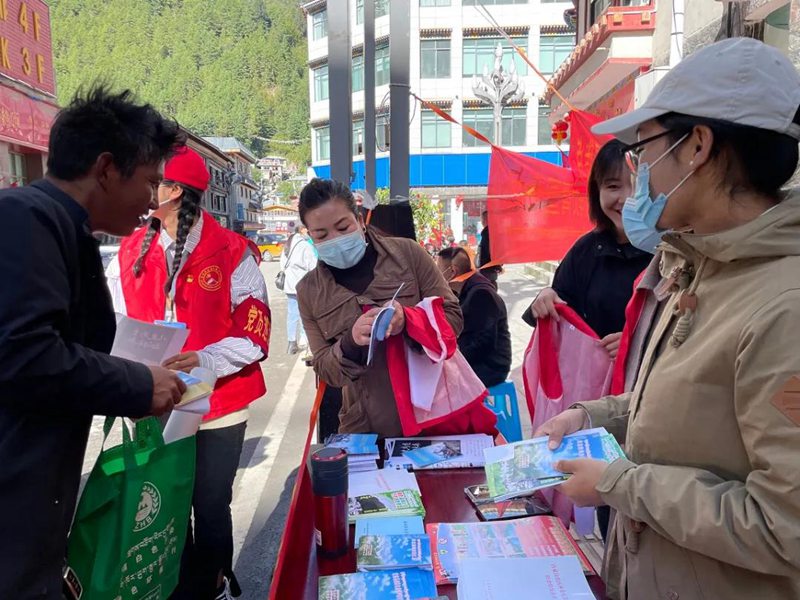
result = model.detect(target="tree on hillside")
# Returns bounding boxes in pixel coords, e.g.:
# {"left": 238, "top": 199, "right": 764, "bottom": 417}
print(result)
{"left": 49, "top": 0, "right": 310, "bottom": 167}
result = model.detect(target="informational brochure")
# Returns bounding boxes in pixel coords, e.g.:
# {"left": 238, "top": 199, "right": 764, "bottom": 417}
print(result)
{"left": 354, "top": 516, "right": 426, "bottom": 549}
{"left": 356, "top": 534, "right": 432, "bottom": 571}
{"left": 483, "top": 428, "right": 625, "bottom": 500}
{"left": 318, "top": 568, "right": 437, "bottom": 600}
{"left": 456, "top": 556, "right": 595, "bottom": 600}
{"left": 367, "top": 283, "right": 405, "bottom": 366}
{"left": 161, "top": 367, "right": 215, "bottom": 443}
{"left": 385, "top": 434, "right": 494, "bottom": 471}
{"left": 111, "top": 315, "right": 189, "bottom": 366}
{"left": 348, "top": 468, "right": 421, "bottom": 500}
{"left": 348, "top": 489, "right": 426, "bottom": 523}
{"left": 426, "top": 515, "right": 594, "bottom": 585}
{"left": 403, "top": 442, "right": 462, "bottom": 468}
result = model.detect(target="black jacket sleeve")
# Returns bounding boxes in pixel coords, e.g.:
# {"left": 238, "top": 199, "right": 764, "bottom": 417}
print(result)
{"left": 0, "top": 199, "right": 152, "bottom": 417}
{"left": 458, "top": 289, "right": 500, "bottom": 364}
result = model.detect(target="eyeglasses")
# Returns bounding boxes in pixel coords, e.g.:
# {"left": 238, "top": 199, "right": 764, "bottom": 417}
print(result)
{"left": 622, "top": 130, "right": 674, "bottom": 175}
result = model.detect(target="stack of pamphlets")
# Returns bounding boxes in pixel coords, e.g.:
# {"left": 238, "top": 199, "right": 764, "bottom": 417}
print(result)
{"left": 356, "top": 534, "right": 433, "bottom": 571}
{"left": 325, "top": 433, "right": 380, "bottom": 473}
{"left": 353, "top": 516, "right": 426, "bottom": 548}
{"left": 348, "top": 489, "right": 425, "bottom": 523}
{"left": 483, "top": 427, "right": 625, "bottom": 501}
{"left": 426, "top": 515, "right": 594, "bottom": 585}
{"left": 456, "top": 556, "right": 594, "bottom": 600}
{"left": 384, "top": 434, "right": 494, "bottom": 471}
{"left": 318, "top": 569, "right": 437, "bottom": 600}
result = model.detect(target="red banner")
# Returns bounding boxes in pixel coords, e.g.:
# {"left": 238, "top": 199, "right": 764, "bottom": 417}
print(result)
{"left": 487, "top": 110, "right": 614, "bottom": 264}
{"left": 0, "top": 84, "right": 57, "bottom": 150}
{"left": 487, "top": 147, "right": 590, "bottom": 264}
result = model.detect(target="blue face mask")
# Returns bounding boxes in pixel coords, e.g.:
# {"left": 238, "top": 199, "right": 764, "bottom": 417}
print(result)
{"left": 315, "top": 229, "right": 367, "bottom": 269}
{"left": 622, "top": 134, "right": 694, "bottom": 254}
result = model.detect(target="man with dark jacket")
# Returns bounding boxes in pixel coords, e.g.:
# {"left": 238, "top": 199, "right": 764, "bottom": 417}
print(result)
{"left": 0, "top": 87, "right": 187, "bottom": 599}
{"left": 477, "top": 210, "right": 502, "bottom": 288}
{"left": 437, "top": 247, "right": 511, "bottom": 388}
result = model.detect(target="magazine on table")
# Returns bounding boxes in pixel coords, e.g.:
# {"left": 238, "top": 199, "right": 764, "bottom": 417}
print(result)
{"left": 353, "top": 516, "right": 426, "bottom": 549}
{"left": 384, "top": 434, "right": 494, "bottom": 471}
{"left": 426, "top": 515, "right": 594, "bottom": 585}
{"left": 456, "top": 556, "right": 595, "bottom": 600}
{"left": 483, "top": 427, "right": 625, "bottom": 501}
{"left": 348, "top": 489, "right": 426, "bottom": 523}
{"left": 348, "top": 468, "right": 421, "bottom": 500}
{"left": 318, "top": 568, "right": 436, "bottom": 600}
{"left": 356, "top": 534, "right": 432, "bottom": 571}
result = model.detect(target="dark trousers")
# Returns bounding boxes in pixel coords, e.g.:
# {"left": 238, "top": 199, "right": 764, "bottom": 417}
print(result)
{"left": 171, "top": 422, "right": 247, "bottom": 600}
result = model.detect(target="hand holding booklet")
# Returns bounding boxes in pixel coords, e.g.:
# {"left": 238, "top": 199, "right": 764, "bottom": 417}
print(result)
{"left": 367, "top": 283, "right": 404, "bottom": 366}
{"left": 483, "top": 427, "right": 625, "bottom": 501}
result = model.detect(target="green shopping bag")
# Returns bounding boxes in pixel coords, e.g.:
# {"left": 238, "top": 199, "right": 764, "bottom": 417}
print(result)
{"left": 66, "top": 417, "right": 195, "bottom": 600}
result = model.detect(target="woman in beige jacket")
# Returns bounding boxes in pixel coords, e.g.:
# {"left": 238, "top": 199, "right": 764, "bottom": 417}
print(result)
{"left": 536, "top": 38, "right": 800, "bottom": 599}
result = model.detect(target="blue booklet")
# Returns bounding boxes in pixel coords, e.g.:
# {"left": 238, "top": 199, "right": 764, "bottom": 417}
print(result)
{"left": 357, "top": 535, "right": 432, "bottom": 571}
{"left": 318, "top": 569, "right": 437, "bottom": 600}
{"left": 354, "top": 516, "right": 426, "bottom": 548}
{"left": 325, "top": 433, "right": 380, "bottom": 455}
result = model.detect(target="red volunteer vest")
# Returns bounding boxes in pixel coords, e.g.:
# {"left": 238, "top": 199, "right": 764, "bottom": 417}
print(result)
{"left": 118, "top": 212, "right": 267, "bottom": 420}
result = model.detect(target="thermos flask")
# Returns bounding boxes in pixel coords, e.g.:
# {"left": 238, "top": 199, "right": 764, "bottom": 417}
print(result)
{"left": 310, "top": 447, "right": 349, "bottom": 558}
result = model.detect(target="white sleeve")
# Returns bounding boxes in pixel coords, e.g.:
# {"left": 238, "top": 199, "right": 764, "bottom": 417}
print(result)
{"left": 301, "top": 241, "right": 318, "bottom": 272}
{"left": 196, "top": 253, "right": 269, "bottom": 378}
{"left": 104, "top": 254, "right": 128, "bottom": 315}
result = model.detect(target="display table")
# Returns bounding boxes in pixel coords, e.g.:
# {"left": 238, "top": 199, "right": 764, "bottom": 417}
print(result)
{"left": 269, "top": 463, "right": 607, "bottom": 599}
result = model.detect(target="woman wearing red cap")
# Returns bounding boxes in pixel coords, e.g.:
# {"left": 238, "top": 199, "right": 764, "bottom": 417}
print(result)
{"left": 106, "top": 146, "right": 270, "bottom": 600}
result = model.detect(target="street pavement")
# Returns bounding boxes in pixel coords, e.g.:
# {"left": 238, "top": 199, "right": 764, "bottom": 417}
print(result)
{"left": 80, "top": 260, "right": 546, "bottom": 599}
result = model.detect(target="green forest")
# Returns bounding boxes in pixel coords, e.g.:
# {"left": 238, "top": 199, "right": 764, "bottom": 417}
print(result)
{"left": 49, "top": 0, "right": 310, "bottom": 166}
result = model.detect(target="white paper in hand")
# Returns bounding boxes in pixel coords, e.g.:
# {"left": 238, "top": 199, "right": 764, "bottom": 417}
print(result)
{"left": 162, "top": 368, "right": 215, "bottom": 443}
{"left": 111, "top": 315, "right": 189, "bottom": 366}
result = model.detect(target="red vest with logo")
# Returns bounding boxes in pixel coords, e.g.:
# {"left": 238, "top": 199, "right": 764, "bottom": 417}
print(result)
{"left": 118, "top": 212, "right": 268, "bottom": 420}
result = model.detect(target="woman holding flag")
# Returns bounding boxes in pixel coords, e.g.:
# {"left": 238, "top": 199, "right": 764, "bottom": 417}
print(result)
{"left": 106, "top": 146, "right": 269, "bottom": 600}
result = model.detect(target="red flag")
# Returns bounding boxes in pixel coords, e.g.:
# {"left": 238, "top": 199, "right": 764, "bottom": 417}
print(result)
{"left": 565, "top": 110, "right": 614, "bottom": 191}
{"left": 487, "top": 147, "right": 591, "bottom": 264}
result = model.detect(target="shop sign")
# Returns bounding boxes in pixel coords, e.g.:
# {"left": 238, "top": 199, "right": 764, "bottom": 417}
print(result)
{"left": 0, "top": 0, "right": 56, "bottom": 96}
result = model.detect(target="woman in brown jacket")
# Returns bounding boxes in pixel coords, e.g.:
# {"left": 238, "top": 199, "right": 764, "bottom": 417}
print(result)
{"left": 296, "top": 179, "right": 463, "bottom": 437}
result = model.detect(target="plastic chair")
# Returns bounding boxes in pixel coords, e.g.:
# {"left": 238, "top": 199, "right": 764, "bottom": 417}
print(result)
{"left": 484, "top": 380, "right": 523, "bottom": 442}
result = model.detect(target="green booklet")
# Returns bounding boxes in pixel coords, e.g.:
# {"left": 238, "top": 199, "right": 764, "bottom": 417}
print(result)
{"left": 348, "top": 489, "right": 426, "bottom": 523}
{"left": 357, "top": 534, "right": 433, "bottom": 571}
{"left": 484, "top": 427, "right": 625, "bottom": 501}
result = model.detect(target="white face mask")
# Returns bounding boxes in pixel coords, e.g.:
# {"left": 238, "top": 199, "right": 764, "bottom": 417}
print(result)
{"left": 139, "top": 199, "right": 175, "bottom": 227}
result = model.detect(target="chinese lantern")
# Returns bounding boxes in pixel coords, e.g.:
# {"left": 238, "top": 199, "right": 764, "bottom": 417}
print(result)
{"left": 455, "top": 195, "right": 464, "bottom": 209}
{"left": 551, "top": 119, "right": 569, "bottom": 145}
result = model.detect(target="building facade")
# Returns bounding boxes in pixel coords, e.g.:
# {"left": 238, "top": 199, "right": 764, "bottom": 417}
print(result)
{"left": 203, "top": 137, "right": 263, "bottom": 234}
{"left": 0, "top": 0, "right": 59, "bottom": 189}
{"left": 302, "top": 0, "right": 577, "bottom": 241}
{"left": 547, "top": 0, "right": 799, "bottom": 125}
{"left": 185, "top": 132, "right": 234, "bottom": 229}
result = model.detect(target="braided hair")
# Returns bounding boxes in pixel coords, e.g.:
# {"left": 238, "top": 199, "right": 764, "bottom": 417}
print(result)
{"left": 133, "top": 217, "right": 162, "bottom": 277}
{"left": 163, "top": 180, "right": 203, "bottom": 295}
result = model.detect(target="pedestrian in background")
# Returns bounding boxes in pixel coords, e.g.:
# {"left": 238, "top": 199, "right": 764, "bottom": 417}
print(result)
{"left": 537, "top": 38, "right": 800, "bottom": 599}
{"left": 108, "top": 147, "right": 270, "bottom": 600}
{"left": 436, "top": 247, "right": 511, "bottom": 389}
{"left": 281, "top": 225, "right": 317, "bottom": 360}
{"left": 477, "top": 210, "right": 502, "bottom": 288}
{"left": 0, "top": 87, "right": 186, "bottom": 599}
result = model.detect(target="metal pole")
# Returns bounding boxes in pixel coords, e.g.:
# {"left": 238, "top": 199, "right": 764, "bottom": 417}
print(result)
{"left": 389, "top": 0, "right": 410, "bottom": 203}
{"left": 328, "top": 0, "right": 352, "bottom": 185}
{"left": 363, "top": 0, "right": 376, "bottom": 198}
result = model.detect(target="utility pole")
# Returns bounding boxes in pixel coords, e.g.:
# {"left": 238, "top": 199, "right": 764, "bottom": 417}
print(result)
{"left": 328, "top": 0, "right": 352, "bottom": 185}
{"left": 389, "top": 0, "right": 410, "bottom": 202}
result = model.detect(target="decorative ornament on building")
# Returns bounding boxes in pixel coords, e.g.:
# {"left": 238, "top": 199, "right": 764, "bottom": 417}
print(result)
{"left": 472, "top": 43, "right": 525, "bottom": 145}
{"left": 551, "top": 117, "right": 569, "bottom": 145}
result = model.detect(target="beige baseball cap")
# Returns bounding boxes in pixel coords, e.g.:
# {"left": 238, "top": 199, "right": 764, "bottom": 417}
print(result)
{"left": 592, "top": 37, "right": 800, "bottom": 143}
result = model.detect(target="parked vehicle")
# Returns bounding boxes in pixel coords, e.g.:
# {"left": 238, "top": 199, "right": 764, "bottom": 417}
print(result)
{"left": 254, "top": 233, "right": 287, "bottom": 261}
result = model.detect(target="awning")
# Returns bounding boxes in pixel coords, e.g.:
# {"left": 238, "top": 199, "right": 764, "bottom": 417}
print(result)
{"left": 0, "top": 85, "right": 59, "bottom": 152}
